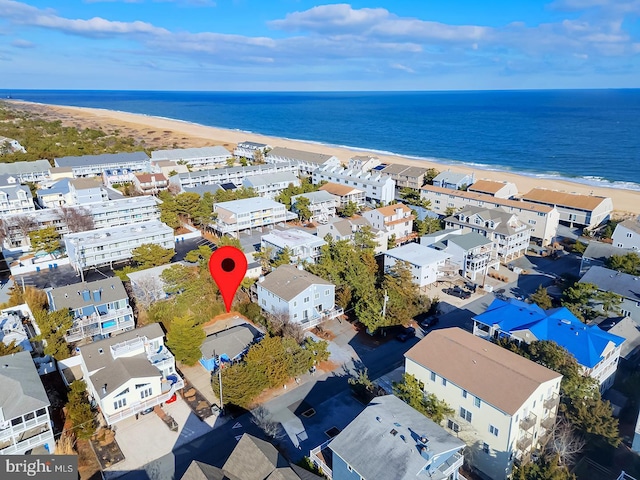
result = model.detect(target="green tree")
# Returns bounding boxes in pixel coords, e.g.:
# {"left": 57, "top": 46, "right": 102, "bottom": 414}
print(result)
{"left": 563, "top": 396, "right": 620, "bottom": 446}
{"left": 292, "top": 196, "right": 312, "bottom": 222}
{"left": 393, "top": 373, "right": 454, "bottom": 424}
{"left": 132, "top": 243, "right": 175, "bottom": 268}
{"left": 175, "top": 192, "right": 202, "bottom": 223}
{"left": 337, "top": 201, "right": 359, "bottom": 218}
{"left": 0, "top": 340, "right": 23, "bottom": 355}
{"left": 158, "top": 191, "right": 181, "bottom": 229}
{"left": 382, "top": 261, "right": 421, "bottom": 327}
{"left": 606, "top": 252, "right": 640, "bottom": 275}
{"left": 423, "top": 168, "right": 440, "bottom": 185}
{"left": 272, "top": 247, "right": 293, "bottom": 267}
{"left": 184, "top": 245, "right": 213, "bottom": 266}
{"left": 513, "top": 454, "right": 575, "bottom": 480}
{"left": 216, "top": 235, "right": 242, "bottom": 249}
{"left": 387, "top": 234, "right": 397, "bottom": 250}
{"left": 193, "top": 192, "right": 215, "bottom": 227}
{"left": 66, "top": 380, "right": 96, "bottom": 440}
{"left": 529, "top": 285, "right": 553, "bottom": 310}
{"left": 254, "top": 246, "right": 274, "bottom": 271}
{"left": 166, "top": 315, "right": 206, "bottom": 365}
{"left": 28, "top": 226, "right": 61, "bottom": 255}
{"left": 33, "top": 308, "right": 73, "bottom": 359}
{"left": 572, "top": 240, "right": 587, "bottom": 255}
{"left": 561, "top": 282, "right": 598, "bottom": 322}
{"left": 353, "top": 225, "right": 377, "bottom": 252}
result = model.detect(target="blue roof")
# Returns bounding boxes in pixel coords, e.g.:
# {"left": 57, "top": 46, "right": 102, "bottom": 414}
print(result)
{"left": 36, "top": 178, "right": 71, "bottom": 197}
{"left": 474, "top": 299, "right": 625, "bottom": 368}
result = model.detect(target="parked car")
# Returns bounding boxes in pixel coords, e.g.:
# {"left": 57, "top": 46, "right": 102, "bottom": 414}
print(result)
{"left": 419, "top": 316, "right": 440, "bottom": 329}
{"left": 396, "top": 326, "right": 416, "bottom": 342}
{"left": 443, "top": 286, "right": 471, "bottom": 299}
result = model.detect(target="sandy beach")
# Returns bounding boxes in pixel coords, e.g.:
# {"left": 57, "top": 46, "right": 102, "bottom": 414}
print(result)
{"left": 7, "top": 100, "right": 640, "bottom": 217}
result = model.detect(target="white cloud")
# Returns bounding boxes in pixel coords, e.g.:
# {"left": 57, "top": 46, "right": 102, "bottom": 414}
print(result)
{"left": 10, "top": 37, "right": 35, "bottom": 47}
{"left": 390, "top": 63, "right": 415, "bottom": 73}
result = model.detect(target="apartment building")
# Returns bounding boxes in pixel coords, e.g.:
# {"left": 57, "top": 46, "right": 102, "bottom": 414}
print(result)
{"left": 610, "top": 217, "right": 640, "bottom": 250}
{"left": 171, "top": 161, "right": 298, "bottom": 190}
{"left": 405, "top": 328, "right": 562, "bottom": 479}
{"left": 265, "top": 147, "right": 341, "bottom": 176}
{"left": 384, "top": 243, "right": 452, "bottom": 289}
{"left": 242, "top": 172, "right": 300, "bottom": 199}
{"left": 212, "top": 197, "right": 297, "bottom": 237}
{"left": 467, "top": 179, "right": 518, "bottom": 199}
{"left": 260, "top": 228, "right": 327, "bottom": 264}
{"left": 347, "top": 155, "right": 380, "bottom": 172}
{"left": 47, "top": 278, "right": 135, "bottom": 343}
{"left": 580, "top": 265, "right": 640, "bottom": 326}
{"left": 0, "top": 351, "right": 56, "bottom": 455}
{"left": 315, "top": 216, "right": 387, "bottom": 254}
{"left": 362, "top": 203, "right": 415, "bottom": 246}
{"left": 132, "top": 173, "right": 169, "bottom": 195}
{"left": 521, "top": 188, "right": 613, "bottom": 230}
{"left": 432, "top": 171, "right": 475, "bottom": 190}
{"left": 54, "top": 151, "right": 151, "bottom": 177}
{"left": 291, "top": 190, "right": 339, "bottom": 223}
{"left": 381, "top": 164, "right": 428, "bottom": 189}
{"left": 473, "top": 298, "right": 624, "bottom": 391}
{"left": 444, "top": 206, "right": 531, "bottom": 263}
{"left": 0, "top": 159, "right": 51, "bottom": 183}
{"left": 151, "top": 146, "right": 231, "bottom": 170}
{"left": 78, "top": 323, "right": 184, "bottom": 425}
{"left": 312, "top": 165, "right": 396, "bottom": 204}
{"left": 420, "top": 184, "right": 559, "bottom": 246}
{"left": 233, "top": 141, "right": 272, "bottom": 160}
{"left": 318, "top": 182, "right": 366, "bottom": 207}
{"left": 64, "top": 220, "right": 175, "bottom": 273}
{"left": 0, "top": 182, "right": 35, "bottom": 217}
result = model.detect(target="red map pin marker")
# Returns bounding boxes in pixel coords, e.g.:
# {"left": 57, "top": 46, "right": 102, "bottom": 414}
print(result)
{"left": 208, "top": 246, "right": 248, "bottom": 313}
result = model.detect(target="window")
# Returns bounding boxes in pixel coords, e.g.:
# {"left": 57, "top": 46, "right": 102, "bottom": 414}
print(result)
{"left": 315, "top": 293, "right": 320, "bottom": 299}
{"left": 442, "top": 378, "right": 447, "bottom": 386}
{"left": 489, "top": 425, "right": 499, "bottom": 436}
{"left": 483, "top": 443, "right": 490, "bottom": 454}
{"left": 462, "top": 390, "right": 467, "bottom": 398}
{"left": 347, "top": 465, "right": 352, "bottom": 472}
{"left": 474, "top": 397, "right": 481, "bottom": 408}
{"left": 325, "top": 289, "right": 330, "bottom": 296}
{"left": 430, "top": 371, "right": 436, "bottom": 381}
{"left": 447, "top": 420, "right": 460, "bottom": 432}
{"left": 460, "top": 407, "right": 472, "bottom": 422}
{"left": 628, "top": 233, "right": 633, "bottom": 238}
{"left": 140, "top": 388, "right": 152, "bottom": 399}
{"left": 114, "top": 398, "right": 127, "bottom": 410}
{"left": 304, "top": 297, "right": 310, "bottom": 303}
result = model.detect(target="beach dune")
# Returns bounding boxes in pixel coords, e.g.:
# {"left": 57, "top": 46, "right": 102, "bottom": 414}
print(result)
{"left": 8, "top": 100, "right": 640, "bottom": 217}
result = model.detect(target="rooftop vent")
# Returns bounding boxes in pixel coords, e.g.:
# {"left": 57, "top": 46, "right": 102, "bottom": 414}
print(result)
{"left": 390, "top": 429, "right": 398, "bottom": 436}
{"left": 102, "top": 384, "right": 107, "bottom": 395}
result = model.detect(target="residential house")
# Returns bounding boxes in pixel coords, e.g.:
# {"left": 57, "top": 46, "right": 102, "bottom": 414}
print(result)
{"left": 318, "top": 182, "right": 365, "bottom": 207}
{"left": 150, "top": 160, "right": 189, "bottom": 178}
{"left": 580, "top": 265, "right": 640, "bottom": 325}
{"left": 363, "top": 203, "right": 415, "bottom": 246}
{"left": 520, "top": 188, "right": 613, "bottom": 230}
{"left": 265, "top": 147, "right": 341, "bottom": 176}
{"left": 312, "top": 166, "right": 395, "bottom": 204}
{"left": 101, "top": 168, "right": 135, "bottom": 187}
{"left": 596, "top": 317, "right": 640, "bottom": 364}
{"left": 384, "top": 243, "right": 452, "bottom": 289}
{"left": 0, "top": 179, "right": 35, "bottom": 217}
{"left": 68, "top": 178, "right": 109, "bottom": 205}
{"left": 199, "top": 324, "right": 263, "bottom": 371}
{"left": 47, "top": 278, "right": 135, "bottom": 343}
{"left": 381, "top": 164, "right": 428, "bottom": 189}
{"left": 171, "top": 161, "right": 298, "bottom": 190}
{"left": 54, "top": 151, "right": 151, "bottom": 178}
{"left": 78, "top": 323, "right": 184, "bottom": 425}
{"left": 467, "top": 179, "right": 518, "bottom": 199}
{"left": 312, "top": 394, "right": 465, "bottom": 480}
{"left": 260, "top": 228, "right": 327, "bottom": 264}
{"left": 405, "top": 328, "right": 563, "bottom": 479}
{"left": 151, "top": 146, "right": 232, "bottom": 170}
{"left": 64, "top": 220, "right": 175, "bottom": 274}
{"left": 132, "top": 173, "right": 169, "bottom": 195}
{"left": 0, "top": 304, "right": 34, "bottom": 353}
{"left": 473, "top": 298, "right": 624, "bottom": 390}
{"left": 612, "top": 217, "right": 640, "bottom": 250}
{"left": 0, "top": 136, "right": 27, "bottom": 154}
{"left": 425, "top": 230, "right": 499, "bottom": 282}
{"left": 255, "top": 264, "right": 341, "bottom": 328}
{"left": 432, "top": 170, "right": 475, "bottom": 190}
{"left": 420, "top": 184, "right": 559, "bottom": 246}
{"left": 315, "top": 216, "right": 387, "bottom": 254}
{"left": 36, "top": 179, "right": 72, "bottom": 208}
{"left": 233, "top": 141, "right": 272, "bottom": 160}
{"left": 213, "top": 198, "right": 297, "bottom": 237}
{"left": 291, "top": 190, "right": 339, "bottom": 224}
{"left": 181, "top": 433, "right": 322, "bottom": 480}
{"left": 49, "top": 166, "right": 74, "bottom": 181}
{"left": 0, "top": 351, "right": 56, "bottom": 455}
{"left": 242, "top": 172, "right": 300, "bottom": 199}
{"left": 0, "top": 159, "right": 51, "bottom": 183}
{"left": 348, "top": 155, "right": 380, "bottom": 172}
{"left": 579, "top": 241, "right": 632, "bottom": 275}
{"left": 444, "top": 205, "right": 531, "bottom": 263}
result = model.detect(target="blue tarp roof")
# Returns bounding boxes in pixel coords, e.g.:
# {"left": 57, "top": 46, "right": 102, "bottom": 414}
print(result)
{"left": 474, "top": 298, "right": 625, "bottom": 368}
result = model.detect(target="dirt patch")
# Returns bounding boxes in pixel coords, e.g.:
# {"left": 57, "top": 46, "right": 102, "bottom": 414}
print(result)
{"left": 316, "top": 360, "right": 339, "bottom": 373}
{"left": 311, "top": 325, "right": 336, "bottom": 341}
{"left": 90, "top": 428, "right": 125, "bottom": 471}
{"left": 179, "top": 376, "right": 214, "bottom": 420}
{"left": 77, "top": 438, "right": 102, "bottom": 480}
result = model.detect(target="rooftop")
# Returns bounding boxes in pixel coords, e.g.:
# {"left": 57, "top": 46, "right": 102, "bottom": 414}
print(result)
{"left": 0, "top": 351, "right": 50, "bottom": 420}
{"left": 0, "top": 159, "right": 51, "bottom": 175}
{"left": 374, "top": 203, "right": 412, "bottom": 217}
{"left": 446, "top": 231, "right": 493, "bottom": 251}
{"left": 521, "top": 188, "right": 611, "bottom": 211}
{"left": 55, "top": 151, "right": 150, "bottom": 168}
{"left": 150, "top": 146, "right": 231, "bottom": 161}
{"left": 64, "top": 220, "right": 172, "bottom": 245}
{"left": 243, "top": 171, "right": 299, "bottom": 187}
{"left": 432, "top": 171, "right": 473, "bottom": 185}
{"left": 262, "top": 229, "right": 326, "bottom": 250}
{"left": 597, "top": 317, "right": 640, "bottom": 360}
{"left": 69, "top": 177, "right": 104, "bottom": 190}
{"left": 318, "top": 182, "right": 364, "bottom": 196}
{"left": 329, "top": 395, "right": 465, "bottom": 480}
{"left": 214, "top": 197, "right": 286, "bottom": 214}
{"left": 580, "top": 265, "right": 640, "bottom": 301}
{"left": 385, "top": 243, "right": 451, "bottom": 267}
{"left": 258, "top": 265, "right": 332, "bottom": 302}
{"left": 616, "top": 217, "right": 640, "bottom": 235}
{"left": 405, "top": 327, "right": 562, "bottom": 415}
{"left": 48, "top": 277, "right": 128, "bottom": 311}
{"left": 474, "top": 298, "right": 625, "bottom": 368}
{"left": 290, "top": 190, "right": 338, "bottom": 204}
{"left": 267, "top": 146, "right": 335, "bottom": 164}
{"left": 468, "top": 179, "right": 514, "bottom": 195}
{"left": 200, "top": 324, "right": 262, "bottom": 361}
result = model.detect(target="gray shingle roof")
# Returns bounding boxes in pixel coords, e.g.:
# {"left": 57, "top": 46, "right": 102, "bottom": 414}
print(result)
{"left": 259, "top": 265, "right": 331, "bottom": 301}
{"left": 48, "top": 278, "right": 128, "bottom": 311}
{"left": 580, "top": 265, "right": 640, "bottom": 301}
{"left": 448, "top": 231, "right": 492, "bottom": 251}
{"left": 223, "top": 434, "right": 290, "bottom": 480}
{"left": 267, "top": 147, "right": 334, "bottom": 165}
{"left": 329, "top": 395, "right": 465, "bottom": 480}
{"left": 200, "top": 324, "right": 261, "bottom": 361}
{"left": 0, "top": 351, "right": 50, "bottom": 420}
{"left": 181, "top": 461, "right": 226, "bottom": 480}
{"left": 0, "top": 159, "right": 51, "bottom": 175}
{"left": 91, "top": 355, "right": 161, "bottom": 398}
{"left": 55, "top": 151, "right": 149, "bottom": 167}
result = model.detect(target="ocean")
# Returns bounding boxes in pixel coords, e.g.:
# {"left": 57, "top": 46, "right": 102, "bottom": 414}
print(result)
{"left": 2, "top": 89, "right": 639, "bottom": 190}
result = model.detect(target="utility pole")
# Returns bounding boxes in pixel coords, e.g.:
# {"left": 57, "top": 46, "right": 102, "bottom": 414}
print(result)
{"left": 216, "top": 351, "right": 223, "bottom": 413}
{"left": 381, "top": 289, "right": 389, "bottom": 318}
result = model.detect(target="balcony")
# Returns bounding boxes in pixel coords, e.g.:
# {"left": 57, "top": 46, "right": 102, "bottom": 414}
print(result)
{"left": 541, "top": 415, "right": 556, "bottom": 430}
{"left": 520, "top": 413, "right": 537, "bottom": 431}
{"left": 310, "top": 439, "right": 333, "bottom": 479}
{"left": 516, "top": 432, "right": 534, "bottom": 452}
{"left": 0, "top": 429, "right": 54, "bottom": 455}
{"left": 544, "top": 393, "right": 559, "bottom": 410}
{"left": 299, "top": 308, "right": 344, "bottom": 330}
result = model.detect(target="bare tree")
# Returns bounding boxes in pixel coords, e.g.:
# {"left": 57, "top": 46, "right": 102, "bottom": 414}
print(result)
{"left": 250, "top": 406, "right": 283, "bottom": 439}
{"left": 131, "top": 274, "right": 164, "bottom": 309}
{"left": 544, "top": 418, "right": 586, "bottom": 467}
{"left": 58, "top": 206, "right": 94, "bottom": 233}
{"left": 0, "top": 218, "right": 9, "bottom": 247}
{"left": 10, "top": 215, "right": 36, "bottom": 246}
{"left": 267, "top": 310, "right": 305, "bottom": 343}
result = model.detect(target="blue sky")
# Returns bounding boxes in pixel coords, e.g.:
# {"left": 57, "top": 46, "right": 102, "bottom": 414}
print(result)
{"left": 0, "top": 0, "right": 639, "bottom": 90}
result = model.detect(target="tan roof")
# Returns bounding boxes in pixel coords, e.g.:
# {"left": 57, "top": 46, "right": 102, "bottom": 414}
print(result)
{"left": 405, "top": 328, "right": 561, "bottom": 415}
{"left": 69, "top": 178, "right": 103, "bottom": 189}
{"left": 135, "top": 173, "right": 168, "bottom": 183}
{"left": 521, "top": 188, "right": 610, "bottom": 211}
{"left": 375, "top": 203, "right": 412, "bottom": 217}
{"left": 318, "top": 182, "right": 364, "bottom": 196}
{"left": 468, "top": 179, "right": 510, "bottom": 195}
{"left": 421, "top": 184, "right": 554, "bottom": 214}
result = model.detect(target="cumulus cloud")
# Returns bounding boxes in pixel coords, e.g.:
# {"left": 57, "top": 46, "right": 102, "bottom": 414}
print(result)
{"left": 11, "top": 37, "right": 35, "bottom": 47}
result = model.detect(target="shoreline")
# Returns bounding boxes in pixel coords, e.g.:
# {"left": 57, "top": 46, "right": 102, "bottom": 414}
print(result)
{"left": 6, "top": 99, "right": 640, "bottom": 216}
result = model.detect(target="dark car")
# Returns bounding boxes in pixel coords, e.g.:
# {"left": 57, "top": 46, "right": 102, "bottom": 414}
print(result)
{"left": 396, "top": 326, "right": 416, "bottom": 342}
{"left": 419, "top": 316, "right": 440, "bottom": 329}
{"left": 443, "top": 286, "right": 471, "bottom": 299}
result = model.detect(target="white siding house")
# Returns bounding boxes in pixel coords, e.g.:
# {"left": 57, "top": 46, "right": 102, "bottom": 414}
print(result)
{"left": 384, "top": 243, "right": 452, "bottom": 289}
